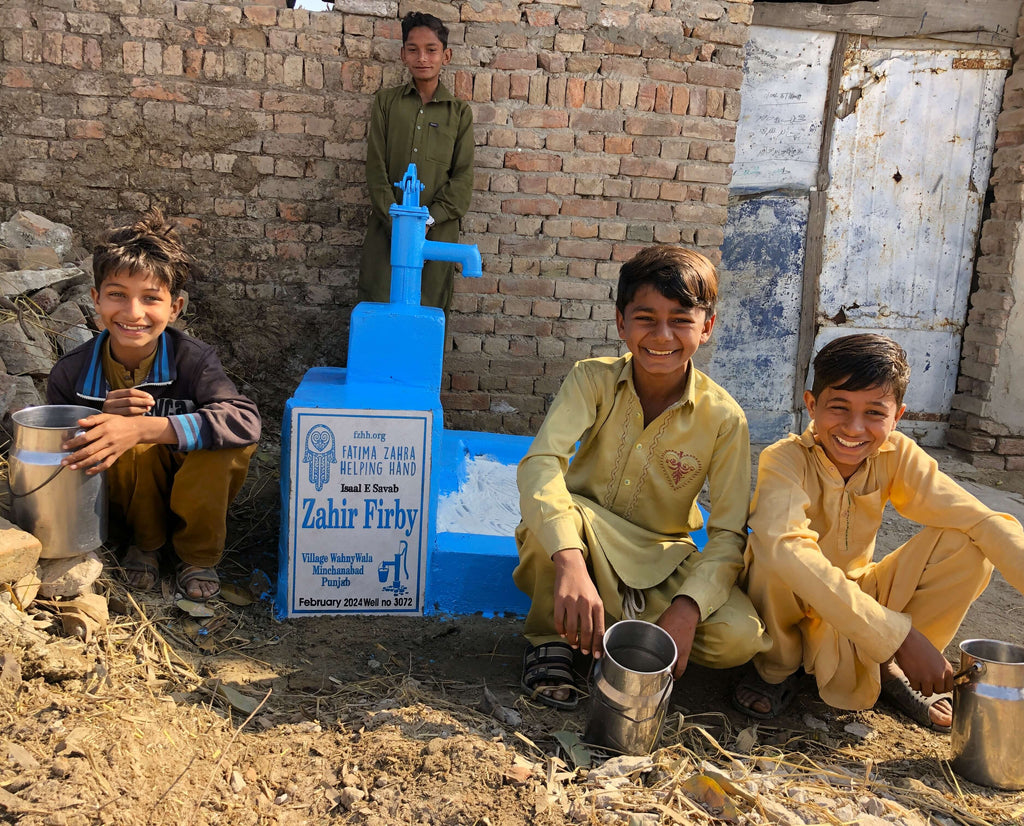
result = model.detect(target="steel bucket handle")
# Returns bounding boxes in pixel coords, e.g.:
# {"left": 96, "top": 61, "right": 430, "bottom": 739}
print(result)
{"left": 8, "top": 427, "right": 85, "bottom": 499}
{"left": 953, "top": 662, "right": 985, "bottom": 682}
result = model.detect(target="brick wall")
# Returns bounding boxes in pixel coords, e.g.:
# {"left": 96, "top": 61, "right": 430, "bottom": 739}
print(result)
{"left": 0, "top": 0, "right": 752, "bottom": 430}
{"left": 949, "top": 5, "right": 1024, "bottom": 469}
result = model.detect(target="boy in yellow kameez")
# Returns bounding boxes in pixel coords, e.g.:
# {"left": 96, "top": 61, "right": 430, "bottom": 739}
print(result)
{"left": 514, "top": 246, "right": 770, "bottom": 709}
{"left": 735, "top": 334, "right": 1024, "bottom": 731}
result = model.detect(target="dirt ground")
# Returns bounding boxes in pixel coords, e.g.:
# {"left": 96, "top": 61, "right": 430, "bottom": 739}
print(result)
{"left": 2, "top": 446, "right": 1024, "bottom": 826}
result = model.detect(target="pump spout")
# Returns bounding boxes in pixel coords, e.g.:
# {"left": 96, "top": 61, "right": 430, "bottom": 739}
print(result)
{"left": 421, "top": 239, "right": 482, "bottom": 279}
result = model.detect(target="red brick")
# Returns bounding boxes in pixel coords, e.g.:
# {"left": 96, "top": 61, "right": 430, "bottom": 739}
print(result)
{"left": 620, "top": 156, "right": 677, "bottom": 179}
{"left": 624, "top": 115, "right": 681, "bottom": 136}
{"left": 618, "top": 201, "right": 672, "bottom": 221}
{"left": 995, "top": 436, "right": 1024, "bottom": 455}
{"left": 67, "top": 119, "right": 104, "bottom": 139}
{"left": 526, "top": 8, "right": 556, "bottom": 27}
{"left": 491, "top": 52, "right": 537, "bottom": 70}
{"left": 557, "top": 239, "right": 613, "bottom": 259}
{"left": 509, "top": 74, "right": 530, "bottom": 100}
{"left": 3, "top": 68, "right": 34, "bottom": 89}
{"left": 130, "top": 79, "right": 189, "bottom": 102}
{"left": 501, "top": 197, "right": 560, "bottom": 215}
{"left": 512, "top": 109, "right": 569, "bottom": 128}
{"left": 504, "top": 151, "right": 561, "bottom": 172}
{"left": 566, "top": 77, "right": 585, "bottom": 108}
{"left": 244, "top": 6, "right": 277, "bottom": 26}
{"left": 560, "top": 199, "right": 617, "bottom": 218}
{"left": 498, "top": 276, "right": 555, "bottom": 298}
{"left": 563, "top": 156, "right": 620, "bottom": 175}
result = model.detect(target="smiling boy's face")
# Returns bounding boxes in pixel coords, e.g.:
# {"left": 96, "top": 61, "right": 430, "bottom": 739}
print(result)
{"left": 805, "top": 382, "right": 906, "bottom": 479}
{"left": 400, "top": 26, "right": 451, "bottom": 86}
{"left": 92, "top": 267, "right": 184, "bottom": 370}
{"left": 615, "top": 284, "right": 714, "bottom": 384}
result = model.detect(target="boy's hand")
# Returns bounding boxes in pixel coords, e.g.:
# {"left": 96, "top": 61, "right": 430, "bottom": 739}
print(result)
{"left": 657, "top": 596, "right": 700, "bottom": 679}
{"left": 61, "top": 413, "right": 164, "bottom": 474}
{"left": 102, "top": 388, "right": 155, "bottom": 417}
{"left": 552, "top": 548, "right": 605, "bottom": 658}
{"left": 895, "top": 627, "right": 954, "bottom": 696}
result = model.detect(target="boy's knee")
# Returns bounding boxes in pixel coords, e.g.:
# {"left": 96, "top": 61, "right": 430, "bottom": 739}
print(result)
{"left": 691, "top": 590, "right": 772, "bottom": 669}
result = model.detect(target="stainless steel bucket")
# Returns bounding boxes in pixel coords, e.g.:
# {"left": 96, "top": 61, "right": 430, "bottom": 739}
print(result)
{"left": 951, "top": 638, "right": 1024, "bottom": 790}
{"left": 9, "top": 405, "right": 107, "bottom": 558}
{"left": 584, "top": 620, "right": 677, "bottom": 755}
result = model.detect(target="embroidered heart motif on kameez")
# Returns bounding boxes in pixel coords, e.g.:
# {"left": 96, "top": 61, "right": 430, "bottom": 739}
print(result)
{"left": 662, "top": 451, "right": 700, "bottom": 488}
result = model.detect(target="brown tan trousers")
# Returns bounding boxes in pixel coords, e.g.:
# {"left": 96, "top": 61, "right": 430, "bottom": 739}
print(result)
{"left": 107, "top": 443, "right": 256, "bottom": 569}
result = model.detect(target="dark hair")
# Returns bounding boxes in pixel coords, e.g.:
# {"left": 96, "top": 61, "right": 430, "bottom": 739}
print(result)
{"left": 616, "top": 245, "right": 717, "bottom": 315}
{"left": 401, "top": 12, "right": 448, "bottom": 48}
{"left": 92, "top": 208, "right": 193, "bottom": 297}
{"left": 810, "top": 333, "right": 911, "bottom": 406}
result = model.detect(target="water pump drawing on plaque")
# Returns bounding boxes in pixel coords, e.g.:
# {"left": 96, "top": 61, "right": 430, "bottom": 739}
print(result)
{"left": 277, "top": 164, "right": 484, "bottom": 616}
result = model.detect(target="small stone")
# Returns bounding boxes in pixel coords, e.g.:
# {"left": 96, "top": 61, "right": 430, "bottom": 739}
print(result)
{"left": 0, "top": 211, "right": 74, "bottom": 260}
{"left": 3, "top": 375, "right": 44, "bottom": 421}
{"left": 28, "top": 287, "right": 61, "bottom": 314}
{"left": 229, "top": 770, "right": 246, "bottom": 792}
{"left": 0, "top": 516, "right": 43, "bottom": 582}
{"left": 7, "top": 570, "right": 41, "bottom": 608}
{"left": 0, "top": 373, "right": 18, "bottom": 418}
{"left": 0, "top": 246, "right": 61, "bottom": 271}
{"left": 864, "top": 797, "right": 887, "bottom": 817}
{"left": 0, "top": 319, "right": 53, "bottom": 375}
{"left": 834, "top": 804, "right": 858, "bottom": 821}
{"left": 503, "top": 765, "right": 533, "bottom": 786}
{"left": 6, "top": 741, "right": 39, "bottom": 770}
{"left": 843, "top": 722, "right": 875, "bottom": 740}
{"left": 590, "top": 754, "right": 653, "bottom": 780}
{"left": 802, "top": 714, "right": 828, "bottom": 731}
{"left": 338, "top": 786, "right": 365, "bottom": 810}
{"left": 0, "top": 266, "right": 89, "bottom": 299}
{"left": 37, "top": 551, "right": 104, "bottom": 598}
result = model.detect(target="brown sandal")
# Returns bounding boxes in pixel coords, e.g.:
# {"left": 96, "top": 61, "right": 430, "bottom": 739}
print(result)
{"left": 122, "top": 546, "right": 160, "bottom": 591}
{"left": 175, "top": 564, "right": 221, "bottom": 602}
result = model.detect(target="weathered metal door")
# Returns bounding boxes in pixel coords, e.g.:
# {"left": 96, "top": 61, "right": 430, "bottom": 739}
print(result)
{"left": 814, "top": 43, "right": 1006, "bottom": 441}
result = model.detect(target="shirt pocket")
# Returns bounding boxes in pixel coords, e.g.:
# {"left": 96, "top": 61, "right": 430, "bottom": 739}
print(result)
{"left": 423, "top": 120, "right": 457, "bottom": 167}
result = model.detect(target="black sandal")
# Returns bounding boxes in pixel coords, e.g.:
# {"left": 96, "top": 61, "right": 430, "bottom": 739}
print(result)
{"left": 521, "top": 641, "right": 582, "bottom": 710}
{"left": 731, "top": 666, "right": 801, "bottom": 720}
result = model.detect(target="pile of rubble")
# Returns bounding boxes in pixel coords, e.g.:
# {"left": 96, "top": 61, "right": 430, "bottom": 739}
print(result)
{"left": 0, "top": 209, "right": 97, "bottom": 426}
{"left": 1, "top": 209, "right": 107, "bottom": 640}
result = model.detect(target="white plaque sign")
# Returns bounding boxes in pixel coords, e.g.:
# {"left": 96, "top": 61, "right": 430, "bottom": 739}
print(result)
{"left": 284, "top": 408, "right": 432, "bottom": 615}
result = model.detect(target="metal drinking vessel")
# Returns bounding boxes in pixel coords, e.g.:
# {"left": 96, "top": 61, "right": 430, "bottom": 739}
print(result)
{"left": 585, "top": 620, "right": 677, "bottom": 755}
{"left": 951, "top": 638, "right": 1024, "bottom": 790}
{"left": 9, "top": 405, "right": 107, "bottom": 558}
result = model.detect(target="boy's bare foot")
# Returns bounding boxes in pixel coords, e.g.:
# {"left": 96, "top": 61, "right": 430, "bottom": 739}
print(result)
{"left": 879, "top": 660, "right": 952, "bottom": 731}
{"left": 175, "top": 564, "right": 221, "bottom": 601}
{"left": 122, "top": 546, "right": 160, "bottom": 591}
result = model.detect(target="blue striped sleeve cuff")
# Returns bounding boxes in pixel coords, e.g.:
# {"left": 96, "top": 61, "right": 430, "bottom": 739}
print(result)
{"left": 170, "top": 413, "right": 204, "bottom": 451}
